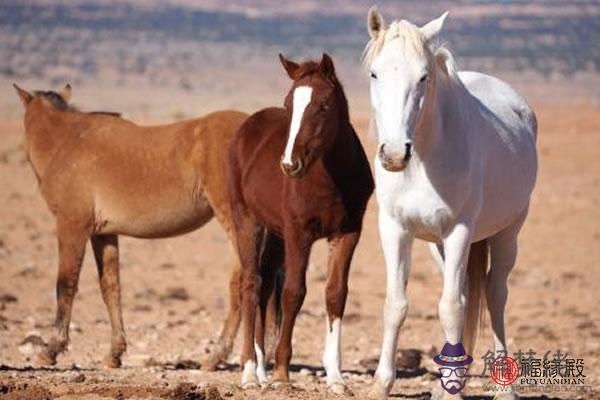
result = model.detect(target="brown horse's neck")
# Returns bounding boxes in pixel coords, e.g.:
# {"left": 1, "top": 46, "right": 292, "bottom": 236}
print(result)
{"left": 322, "top": 85, "right": 358, "bottom": 179}
{"left": 24, "top": 101, "right": 82, "bottom": 180}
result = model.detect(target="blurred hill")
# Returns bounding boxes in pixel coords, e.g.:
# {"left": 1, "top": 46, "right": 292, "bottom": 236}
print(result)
{"left": 1, "top": 0, "right": 599, "bottom": 119}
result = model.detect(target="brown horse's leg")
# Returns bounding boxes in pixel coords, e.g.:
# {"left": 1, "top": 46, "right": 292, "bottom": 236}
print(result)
{"left": 272, "top": 232, "right": 311, "bottom": 383}
{"left": 202, "top": 263, "right": 242, "bottom": 371}
{"left": 36, "top": 221, "right": 88, "bottom": 366}
{"left": 235, "top": 213, "right": 265, "bottom": 387}
{"left": 322, "top": 231, "right": 360, "bottom": 394}
{"left": 91, "top": 234, "right": 126, "bottom": 368}
{"left": 254, "top": 232, "right": 284, "bottom": 383}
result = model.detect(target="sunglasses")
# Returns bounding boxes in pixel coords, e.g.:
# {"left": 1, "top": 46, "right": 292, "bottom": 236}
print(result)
{"left": 439, "top": 367, "right": 468, "bottom": 378}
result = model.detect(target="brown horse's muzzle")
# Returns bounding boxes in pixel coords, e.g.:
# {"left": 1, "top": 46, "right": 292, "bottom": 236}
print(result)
{"left": 280, "top": 157, "right": 305, "bottom": 178}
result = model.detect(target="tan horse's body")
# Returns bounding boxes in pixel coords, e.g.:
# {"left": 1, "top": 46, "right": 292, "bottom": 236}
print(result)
{"left": 15, "top": 84, "right": 255, "bottom": 369}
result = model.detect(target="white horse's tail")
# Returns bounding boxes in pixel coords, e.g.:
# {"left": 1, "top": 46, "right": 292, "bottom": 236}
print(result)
{"left": 464, "top": 239, "right": 488, "bottom": 357}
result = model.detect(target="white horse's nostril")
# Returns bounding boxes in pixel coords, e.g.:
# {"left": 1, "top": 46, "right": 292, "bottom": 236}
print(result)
{"left": 404, "top": 142, "right": 412, "bottom": 161}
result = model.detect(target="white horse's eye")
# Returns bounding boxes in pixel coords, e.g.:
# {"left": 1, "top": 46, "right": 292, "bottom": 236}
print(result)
{"left": 370, "top": 71, "right": 378, "bottom": 79}
{"left": 419, "top": 74, "right": 428, "bottom": 83}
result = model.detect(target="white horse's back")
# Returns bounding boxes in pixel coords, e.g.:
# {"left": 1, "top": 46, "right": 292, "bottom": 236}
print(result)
{"left": 459, "top": 70, "right": 537, "bottom": 141}
{"left": 458, "top": 70, "right": 538, "bottom": 239}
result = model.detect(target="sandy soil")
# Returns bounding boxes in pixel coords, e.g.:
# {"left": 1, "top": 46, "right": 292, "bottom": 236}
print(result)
{"left": 0, "top": 102, "right": 599, "bottom": 399}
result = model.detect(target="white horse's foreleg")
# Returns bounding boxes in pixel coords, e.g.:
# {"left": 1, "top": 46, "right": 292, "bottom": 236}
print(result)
{"left": 368, "top": 210, "right": 413, "bottom": 400}
{"left": 439, "top": 223, "right": 472, "bottom": 345}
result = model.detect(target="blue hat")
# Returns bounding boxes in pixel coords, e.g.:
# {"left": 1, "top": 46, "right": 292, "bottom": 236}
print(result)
{"left": 433, "top": 342, "right": 473, "bottom": 367}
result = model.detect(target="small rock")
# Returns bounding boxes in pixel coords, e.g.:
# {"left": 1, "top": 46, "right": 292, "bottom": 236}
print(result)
{"left": 396, "top": 348, "right": 422, "bottom": 370}
{"left": 160, "top": 287, "right": 190, "bottom": 302}
{"left": 299, "top": 367, "right": 313, "bottom": 376}
{"left": 69, "top": 372, "right": 86, "bottom": 383}
{"left": 0, "top": 293, "right": 17, "bottom": 304}
{"left": 18, "top": 333, "right": 46, "bottom": 355}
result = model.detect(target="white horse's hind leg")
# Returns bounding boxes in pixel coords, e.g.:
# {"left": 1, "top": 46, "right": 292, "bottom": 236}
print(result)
{"left": 486, "top": 212, "right": 527, "bottom": 400}
{"left": 368, "top": 210, "right": 413, "bottom": 400}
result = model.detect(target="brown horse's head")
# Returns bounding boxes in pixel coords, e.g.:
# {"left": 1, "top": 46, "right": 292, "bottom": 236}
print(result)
{"left": 279, "top": 53, "right": 347, "bottom": 178}
{"left": 13, "top": 83, "right": 73, "bottom": 111}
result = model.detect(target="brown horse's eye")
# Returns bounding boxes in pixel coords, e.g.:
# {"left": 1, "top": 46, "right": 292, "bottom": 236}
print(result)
{"left": 319, "top": 103, "right": 329, "bottom": 112}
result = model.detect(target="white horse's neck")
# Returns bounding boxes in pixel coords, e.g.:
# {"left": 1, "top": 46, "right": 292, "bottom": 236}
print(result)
{"left": 412, "top": 66, "right": 471, "bottom": 170}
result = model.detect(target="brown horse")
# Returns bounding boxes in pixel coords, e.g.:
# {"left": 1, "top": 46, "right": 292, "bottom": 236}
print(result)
{"left": 12, "top": 84, "right": 279, "bottom": 370}
{"left": 228, "top": 54, "right": 374, "bottom": 393}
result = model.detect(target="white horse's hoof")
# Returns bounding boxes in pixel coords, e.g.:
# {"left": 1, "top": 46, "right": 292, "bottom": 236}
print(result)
{"left": 431, "top": 386, "right": 462, "bottom": 400}
{"left": 240, "top": 381, "right": 260, "bottom": 390}
{"left": 328, "top": 382, "right": 353, "bottom": 396}
{"left": 493, "top": 394, "right": 518, "bottom": 400}
{"left": 366, "top": 380, "right": 388, "bottom": 400}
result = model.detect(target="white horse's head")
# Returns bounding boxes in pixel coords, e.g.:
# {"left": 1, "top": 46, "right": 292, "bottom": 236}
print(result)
{"left": 364, "top": 7, "right": 448, "bottom": 172}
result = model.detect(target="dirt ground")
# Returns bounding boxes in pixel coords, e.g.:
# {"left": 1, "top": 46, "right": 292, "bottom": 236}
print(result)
{"left": 0, "top": 102, "right": 599, "bottom": 399}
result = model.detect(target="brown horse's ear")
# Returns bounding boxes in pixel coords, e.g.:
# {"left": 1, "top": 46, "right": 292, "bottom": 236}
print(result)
{"left": 279, "top": 53, "right": 300, "bottom": 80}
{"left": 319, "top": 53, "right": 336, "bottom": 83}
{"left": 60, "top": 83, "right": 72, "bottom": 102}
{"left": 367, "top": 6, "right": 386, "bottom": 39}
{"left": 13, "top": 83, "right": 33, "bottom": 107}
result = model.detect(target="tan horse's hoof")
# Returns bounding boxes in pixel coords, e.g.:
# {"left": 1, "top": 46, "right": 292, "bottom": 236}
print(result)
{"left": 102, "top": 355, "right": 122, "bottom": 369}
{"left": 34, "top": 351, "right": 56, "bottom": 367}
{"left": 366, "top": 381, "right": 388, "bottom": 400}
{"left": 328, "top": 383, "right": 353, "bottom": 396}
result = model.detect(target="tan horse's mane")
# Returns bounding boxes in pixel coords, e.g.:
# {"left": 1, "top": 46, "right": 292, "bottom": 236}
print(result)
{"left": 32, "top": 90, "right": 121, "bottom": 118}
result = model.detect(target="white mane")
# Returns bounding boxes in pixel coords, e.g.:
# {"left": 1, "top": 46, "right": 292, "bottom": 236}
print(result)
{"left": 362, "top": 19, "right": 462, "bottom": 85}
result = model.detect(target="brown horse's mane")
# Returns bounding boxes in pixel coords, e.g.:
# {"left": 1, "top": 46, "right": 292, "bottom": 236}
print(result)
{"left": 32, "top": 90, "right": 122, "bottom": 118}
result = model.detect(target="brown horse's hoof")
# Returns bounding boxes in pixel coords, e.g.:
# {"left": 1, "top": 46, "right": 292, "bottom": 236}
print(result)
{"left": 201, "top": 352, "right": 223, "bottom": 371}
{"left": 102, "top": 354, "right": 122, "bottom": 369}
{"left": 270, "top": 380, "right": 291, "bottom": 390}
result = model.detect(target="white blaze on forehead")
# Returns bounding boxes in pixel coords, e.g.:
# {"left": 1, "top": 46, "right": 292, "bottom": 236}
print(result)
{"left": 282, "top": 85, "right": 313, "bottom": 165}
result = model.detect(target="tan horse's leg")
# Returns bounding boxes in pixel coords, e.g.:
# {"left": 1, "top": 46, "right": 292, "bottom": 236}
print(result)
{"left": 91, "top": 234, "right": 126, "bottom": 368}
{"left": 36, "top": 221, "right": 88, "bottom": 366}
{"left": 202, "top": 264, "right": 242, "bottom": 371}
{"left": 234, "top": 213, "right": 265, "bottom": 388}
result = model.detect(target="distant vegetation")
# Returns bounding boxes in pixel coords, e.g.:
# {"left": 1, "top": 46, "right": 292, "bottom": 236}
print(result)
{"left": 1, "top": 0, "right": 598, "bottom": 89}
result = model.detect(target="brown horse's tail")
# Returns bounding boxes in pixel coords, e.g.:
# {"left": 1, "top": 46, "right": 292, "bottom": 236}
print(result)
{"left": 463, "top": 239, "right": 488, "bottom": 358}
{"left": 264, "top": 267, "right": 284, "bottom": 361}
{"left": 260, "top": 233, "right": 284, "bottom": 361}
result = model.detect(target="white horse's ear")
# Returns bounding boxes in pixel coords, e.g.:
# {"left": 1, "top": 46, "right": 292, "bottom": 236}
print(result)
{"left": 367, "top": 6, "right": 386, "bottom": 39}
{"left": 60, "top": 83, "right": 72, "bottom": 102}
{"left": 420, "top": 11, "right": 448, "bottom": 42}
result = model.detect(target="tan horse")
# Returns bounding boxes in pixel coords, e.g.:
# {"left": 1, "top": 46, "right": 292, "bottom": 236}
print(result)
{"left": 13, "top": 83, "right": 275, "bottom": 370}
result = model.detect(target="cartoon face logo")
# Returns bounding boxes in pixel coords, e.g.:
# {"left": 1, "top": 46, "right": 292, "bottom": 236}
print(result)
{"left": 433, "top": 342, "right": 473, "bottom": 395}
{"left": 439, "top": 366, "right": 468, "bottom": 394}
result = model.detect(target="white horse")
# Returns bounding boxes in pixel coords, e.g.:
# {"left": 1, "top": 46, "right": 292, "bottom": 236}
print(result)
{"left": 363, "top": 8, "right": 537, "bottom": 400}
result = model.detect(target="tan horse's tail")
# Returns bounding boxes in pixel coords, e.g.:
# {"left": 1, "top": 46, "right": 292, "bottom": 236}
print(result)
{"left": 463, "top": 239, "right": 488, "bottom": 357}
